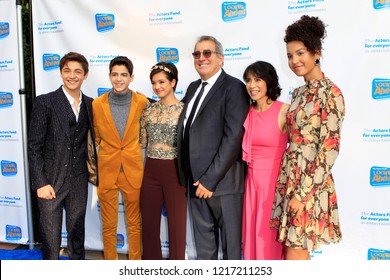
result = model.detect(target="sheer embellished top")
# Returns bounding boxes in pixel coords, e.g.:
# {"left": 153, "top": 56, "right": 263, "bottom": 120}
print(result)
{"left": 140, "top": 101, "right": 184, "bottom": 160}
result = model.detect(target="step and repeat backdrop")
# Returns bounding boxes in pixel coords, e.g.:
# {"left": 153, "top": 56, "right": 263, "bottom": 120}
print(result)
{"left": 0, "top": 0, "right": 30, "bottom": 245}
{"left": 1, "top": 0, "right": 389, "bottom": 260}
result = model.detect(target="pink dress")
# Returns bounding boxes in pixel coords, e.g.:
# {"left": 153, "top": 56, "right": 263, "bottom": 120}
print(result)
{"left": 242, "top": 101, "right": 288, "bottom": 260}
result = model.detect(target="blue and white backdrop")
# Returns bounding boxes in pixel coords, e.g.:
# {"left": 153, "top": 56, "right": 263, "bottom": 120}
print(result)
{"left": 1, "top": 0, "right": 390, "bottom": 260}
{"left": 0, "top": 0, "right": 29, "bottom": 245}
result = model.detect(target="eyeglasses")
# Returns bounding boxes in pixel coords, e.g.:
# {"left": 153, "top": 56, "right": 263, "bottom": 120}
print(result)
{"left": 192, "top": 50, "right": 218, "bottom": 59}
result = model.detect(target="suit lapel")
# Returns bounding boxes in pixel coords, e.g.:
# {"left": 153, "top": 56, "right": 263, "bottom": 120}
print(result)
{"left": 185, "top": 80, "right": 201, "bottom": 106}
{"left": 195, "top": 70, "right": 226, "bottom": 119}
{"left": 102, "top": 91, "right": 122, "bottom": 143}
{"left": 122, "top": 91, "right": 137, "bottom": 144}
{"left": 178, "top": 80, "right": 201, "bottom": 135}
{"left": 49, "top": 87, "right": 75, "bottom": 140}
{"left": 82, "top": 93, "right": 93, "bottom": 128}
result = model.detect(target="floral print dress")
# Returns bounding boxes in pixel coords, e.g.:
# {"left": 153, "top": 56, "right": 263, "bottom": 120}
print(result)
{"left": 270, "top": 75, "right": 345, "bottom": 252}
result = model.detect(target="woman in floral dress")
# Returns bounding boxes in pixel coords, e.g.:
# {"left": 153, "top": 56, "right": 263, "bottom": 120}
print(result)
{"left": 270, "top": 15, "right": 346, "bottom": 260}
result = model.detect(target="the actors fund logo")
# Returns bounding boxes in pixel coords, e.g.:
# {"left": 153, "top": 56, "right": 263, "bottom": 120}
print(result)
{"left": 37, "top": 20, "right": 63, "bottom": 33}
{"left": 95, "top": 13, "right": 115, "bottom": 32}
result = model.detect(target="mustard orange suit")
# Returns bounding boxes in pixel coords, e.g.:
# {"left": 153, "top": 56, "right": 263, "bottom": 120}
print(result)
{"left": 93, "top": 90, "right": 148, "bottom": 259}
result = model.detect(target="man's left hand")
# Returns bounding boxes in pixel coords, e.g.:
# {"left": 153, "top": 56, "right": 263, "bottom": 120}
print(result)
{"left": 194, "top": 181, "right": 213, "bottom": 199}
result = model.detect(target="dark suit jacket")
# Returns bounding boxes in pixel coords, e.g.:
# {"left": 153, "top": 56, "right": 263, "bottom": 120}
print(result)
{"left": 177, "top": 69, "right": 250, "bottom": 196}
{"left": 28, "top": 87, "right": 97, "bottom": 191}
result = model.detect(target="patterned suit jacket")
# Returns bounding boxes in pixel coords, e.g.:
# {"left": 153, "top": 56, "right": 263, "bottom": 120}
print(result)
{"left": 28, "top": 87, "right": 97, "bottom": 191}
{"left": 92, "top": 90, "right": 148, "bottom": 188}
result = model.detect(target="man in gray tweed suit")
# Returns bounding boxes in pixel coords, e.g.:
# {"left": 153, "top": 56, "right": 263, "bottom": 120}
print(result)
{"left": 28, "top": 52, "right": 97, "bottom": 260}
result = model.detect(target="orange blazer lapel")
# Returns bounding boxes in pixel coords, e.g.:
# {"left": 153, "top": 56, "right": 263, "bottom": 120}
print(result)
{"left": 101, "top": 91, "right": 122, "bottom": 143}
{"left": 122, "top": 90, "right": 139, "bottom": 144}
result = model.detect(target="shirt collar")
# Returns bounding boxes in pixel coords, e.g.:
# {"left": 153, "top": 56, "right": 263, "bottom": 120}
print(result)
{"left": 62, "top": 85, "right": 82, "bottom": 104}
{"left": 202, "top": 68, "right": 222, "bottom": 87}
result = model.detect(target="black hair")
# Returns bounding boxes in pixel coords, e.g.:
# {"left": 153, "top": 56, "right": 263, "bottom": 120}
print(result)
{"left": 243, "top": 61, "right": 282, "bottom": 101}
{"left": 109, "top": 56, "right": 134, "bottom": 75}
{"left": 149, "top": 62, "right": 179, "bottom": 91}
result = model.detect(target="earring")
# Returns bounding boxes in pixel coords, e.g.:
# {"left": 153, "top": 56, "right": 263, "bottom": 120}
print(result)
{"left": 315, "top": 58, "right": 320, "bottom": 65}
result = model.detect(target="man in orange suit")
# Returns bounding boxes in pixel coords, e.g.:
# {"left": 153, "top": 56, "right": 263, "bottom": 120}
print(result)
{"left": 92, "top": 56, "right": 148, "bottom": 260}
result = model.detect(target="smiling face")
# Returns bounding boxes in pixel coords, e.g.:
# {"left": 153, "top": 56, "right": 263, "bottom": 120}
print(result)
{"left": 244, "top": 72, "right": 268, "bottom": 104}
{"left": 109, "top": 65, "right": 134, "bottom": 94}
{"left": 151, "top": 72, "right": 176, "bottom": 100}
{"left": 60, "top": 61, "right": 88, "bottom": 96}
{"left": 286, "top": 40, "right": 322, "bottom": 81}
{"left": 193, "top": 40, "right": 224, "bottom": 80}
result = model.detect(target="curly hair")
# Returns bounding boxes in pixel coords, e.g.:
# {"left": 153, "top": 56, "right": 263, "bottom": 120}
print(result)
{"left": 284, "top": 15, "right": 327, "bottom": 54}
{"left": 243, "top": 61, "right": 282, "bottom": 101}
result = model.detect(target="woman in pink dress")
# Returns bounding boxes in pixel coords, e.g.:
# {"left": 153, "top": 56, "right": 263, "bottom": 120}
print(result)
{"left": 241, "top": 61, "right": 289, "bottom": 260}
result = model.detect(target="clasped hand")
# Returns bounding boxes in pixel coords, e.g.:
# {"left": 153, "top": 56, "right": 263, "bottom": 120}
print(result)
{"left": 37, "top": 184, "right": 56, "bottom": 200}
{"left": 194, "top": 181, "right": 213, "bottom": 199}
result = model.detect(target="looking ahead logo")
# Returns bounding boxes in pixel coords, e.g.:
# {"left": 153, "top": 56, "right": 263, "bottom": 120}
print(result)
{"left": 222, "top": 2, "right": 247, "bottom": 22}
{"left": 98, "top": 88, "right": 111, "bottom": 97}
{"left": 161, "top": 201, "right": 167, "bottom": 217}
{"left": 373, "top": 0, "right": 390, "bottom": 10}
{"left": 117, "top": 233, "right": 125, "bottom": 249}
{"left": 370, "top": 166, "right": 390, "bottom": 187}
{"left": 95, "top": 14, "right": 115, "bottom": 32}
{"left": 0, "top": 22, "right": 10, "bottom": 39}
{"left": 0, "top": 92, "right": 13, "bottom": 108}
{"left": 368, "top": 248, "right": 390, "bottom": 260}
{"left": 1, "top": 160, "right": 17, "bottom": 176}
{"left": 42, "top": 54, "right": 60, "bottom": 71}
{"left": 372, "top": 78, "right": 390, "bottom": 100}
{"left": 156, "top": 47, "right": 179, "bottom": 63}
{"left": 6, "top": 225, "right": 22, "bottom": 241}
